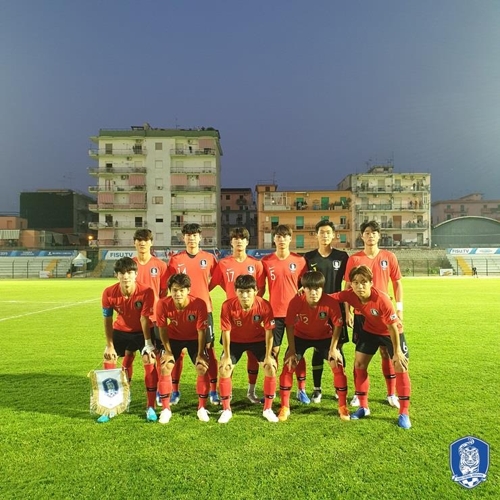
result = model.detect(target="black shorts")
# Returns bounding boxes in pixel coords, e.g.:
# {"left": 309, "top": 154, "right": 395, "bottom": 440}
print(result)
{"left": 168, "top": 339, "right": 206, "bottom": 364}
{"left": 205, "top": 313, "right": 214, "bottom": 344}
{"left": 292, "top": 336, "right": 333, "bottom": 362}
{"left": 273, "top": 318, "right": 286, "bottom": 347}
{"left": 356, "top": 328, "right": 409, "bottom": 359}
{"left": 352, "top": 314, "right": 365, "bottom": 345}
{"left": 222, "top": 341, "right": 267, "bottom": 366}
{"left": 338, "top": 307, "right": 350, "bottom": 345}
{"left": 112, "top": 329, "right": 147, "bottom": 357}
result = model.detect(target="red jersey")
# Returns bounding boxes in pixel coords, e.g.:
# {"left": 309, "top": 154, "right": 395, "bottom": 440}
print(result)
{"left": 344, "top": 249, "right": 402, "bottom": 294}
{"left": 332, "top": 288, "right": 402, "bottom": 336}
{"left": 156, "top": 294, "right": 208, "bottom": 341}
{"left": 286, "top": 294, "right": 343, "bottom": 340}
{"left": 102, "top": 282, "right": 154, "bottom": 333}
{"left": 210, "top": 255, "right": 265, "bottom": 298}
{"left": 261, "top": 252, "right": 307, "bottom": 317}
{"left": 167, "top": 250, "right": 217, "bottom": 312}
{"left": 220, "top": 296, "right": 275, "bottom": 343}
{"left": 133, "top": 255, "right": 168, "bottom": 322}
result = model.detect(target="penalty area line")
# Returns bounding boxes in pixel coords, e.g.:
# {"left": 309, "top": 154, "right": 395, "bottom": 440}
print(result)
{"left": 0, "top": 299, "right": 99, "bottom": 322}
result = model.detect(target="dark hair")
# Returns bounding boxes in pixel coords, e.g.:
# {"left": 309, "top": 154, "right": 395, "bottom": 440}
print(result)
{"left": 301, "top": 271, "right": 326, "bottom": 289}
{"left": 114, "top": 257, "right": 138, "bottom": 274}
{"left": 133, "top": 229, "right": 153, "bottom": 241}
{"left": 349, "top": 265, "right": 373, "bottom": 283}
{"left": 273, "top": 224, "right": 292, "bottom": 237}
{"left": 168, "top": 273, "right": 192, "bottom": 289}
{"left": 182, "top": 223, "right": 202, "bottom": 235}
{"left": 230, "top": 227, "right": 250, "bottom": 240}
{"left": 315, "top": 220, "right": 335, "bottom": 232}
{"left": 235, "top": 274, "right": 257, "bottom": 291}
{"left": 360, "top": 220, "right": 381, "bottom": 234}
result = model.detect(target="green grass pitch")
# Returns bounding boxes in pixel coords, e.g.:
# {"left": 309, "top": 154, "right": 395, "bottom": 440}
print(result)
{"left": 0, "top": 277, "right": 498, "bottom": 499}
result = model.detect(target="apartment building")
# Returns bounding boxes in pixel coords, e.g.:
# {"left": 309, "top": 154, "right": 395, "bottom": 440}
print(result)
{"left": 432, "top": 193, "right": 500, "bottom": 225}
{"left": 338, "top": 163, "right": 431, "bottom": 247}
{"left": 255, "top": 184, "right": 352, "bottom": 250}
{"left": 88, "top": 124, "right": 222, "bottom": 247}
{"left": 220, "top": 188, "right": 257, "bottom": 248}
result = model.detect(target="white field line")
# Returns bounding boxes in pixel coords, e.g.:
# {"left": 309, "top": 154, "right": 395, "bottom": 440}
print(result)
{"left": 0, "top": 298, "right": 99, "bottom": 322}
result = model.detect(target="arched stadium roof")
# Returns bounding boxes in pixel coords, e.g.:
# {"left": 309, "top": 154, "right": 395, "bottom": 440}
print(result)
{"left": 432, "top": 216, "right": 500, "bottom": 247}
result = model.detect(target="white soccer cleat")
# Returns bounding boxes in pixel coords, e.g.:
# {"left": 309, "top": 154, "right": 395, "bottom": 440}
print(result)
{"left": 387, "top": 395, "right": 400, "bottom": 409}
{"left": 350, "top": 395, "right": 360, "bottom": 407}
{"left": 197, "top": 407, "right": 210, "bottom": 422}
{"left": 262, "top": 408, "right": 279, "bottom": 423}
{"left": 218, "top": 409, "right": 233, "bottom": 424}
{"left": 247, "top": 391, "right": 261, "bottom": 404}
{"left": 159, "top": 408, "right": 172, "bottom": 424}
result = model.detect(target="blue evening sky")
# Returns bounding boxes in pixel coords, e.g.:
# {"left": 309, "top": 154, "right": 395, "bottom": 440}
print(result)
{"left": 2, "top": 0, "right": 500, "bottom": 212}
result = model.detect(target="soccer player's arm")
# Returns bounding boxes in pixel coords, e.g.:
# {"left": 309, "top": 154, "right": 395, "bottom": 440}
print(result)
{"left": 392, "top": 278, "right": 404, "bottom": 321}
{"left": 256, "top": 262, "right": 266, "bottom": 297}
{"left": 208, "top": 263, "right": 224, "bottom": 292}
{"left": 102, "top": 291, "right": 117, "bottom": 360}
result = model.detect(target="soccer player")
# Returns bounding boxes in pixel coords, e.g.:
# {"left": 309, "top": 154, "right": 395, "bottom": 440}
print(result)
{"left": 209, "top": 227, "right": 266, "bottom": 403}
{"left": 345, "top": 220, "right": 403, "bottom": 409}
{"left": 155, "top": 273, "right": 211, "bottom": 424}
{"left": 99, "top": 257, "right": 157, "bottom": 423}
{"left": 132, "top": 229, "right": 168, "bottom": 406}
{"left": 218, "top": 274, "right": 278, "bottom": 424}
{"left": 331, "top": 265, "right": 412, "bottom": 429}
{"left": 277, "top": 271, "right": 349, "bottom": 422}
{"left": 166, "top": 223, "right": 219, "bottom": 405}
{"left": 261, "top": 224, "right": 308, "bottom": 402}
{"left": 303, "top": 220, "right": 349, "bottom": 403}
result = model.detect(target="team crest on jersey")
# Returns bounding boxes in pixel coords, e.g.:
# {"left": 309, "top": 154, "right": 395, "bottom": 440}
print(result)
{"left": 253, "top": 315, "right": 262, "bottom": 322}
{"left": 319, "top": 311, "right": 327, "bottom": 319}
{"left": 134, "top": 301, "right": 143, "bottom": 309}
{"left": 390, "top": 313, "right": 398, "bottom": 321}
{"left": 200, "top": 259, "right": 208, "bottom": 269}
{"left": 370, "top": 308, "right": 379, "bottom": 316}
{"left": 289, "top": 263, "right": 297, "bottom": 272}
{"left": 247, "top": 265, "right": 255, "bottom": 274}
{"left": 380, "top": 260, "right": 389, "bottom": 270}
{"left": 332, "top": 260, "right": 341, "bottom": 270}
{"left": 450, "top": 436, "right": 489, "bottom": 489}
{"left": 150, "top": 267, "right": 159, "bottom": 277}
{"left": 188, "top": 314, "right": 196, "bottom": 322}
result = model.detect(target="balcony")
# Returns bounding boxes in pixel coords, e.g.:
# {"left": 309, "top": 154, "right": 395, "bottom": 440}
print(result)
{"left": 88, "top": 166, "right": 147, "bottom": 175}
{"left": 88, "top": 147, "right": 147, "bottom": 157}
{"left": 171, "top": 203, "right": 217, "bottom": 211}
{"left": 89, "top": 203, "right": 147, "bottom": 211}
{"left": 170, "top": 221, "right": 217, "bottom": 228}
{"left": 170, "top": 185, "right": 216, "bottom": 192}
{"left": 170, "top": 148, "right": 216, "bottom": 156}
{"left": 170, "top": 166, "right": 215, "bottom": 174}
{"left": 353, "top": 184, "right": 430, "bottom": 194}
{"left": 89, "top": 184, "right": 146, "bottom": 193}
{"left": 356, "top": 203, "right": 429, "bottom": 211}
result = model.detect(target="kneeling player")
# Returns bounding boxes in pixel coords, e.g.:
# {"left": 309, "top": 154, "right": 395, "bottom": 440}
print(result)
{"left": 331, "top": 265, "right": 412, "bottom": 429}
{"left": 278, "top": 271, "right": 349, "bottom": 422}
{"left": 218, "top": 274, "right": 278, "bottom": 424}
{"left": 100, "top": 257, "right": 157, "bottom": 423}
{"left": 156, "top": 273, "right": 211, "bottom": 423}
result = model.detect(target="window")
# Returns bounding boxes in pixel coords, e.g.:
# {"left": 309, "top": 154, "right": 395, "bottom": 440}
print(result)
{"left": 296, "top": 235, "right": 304, "bottom": 248}
{"left": 226, "top": 195, "right": 230, "bottom": 200}
{"left": 155, "top": 160, "right": 163, "bottom": 170}
{"left": 225, "top": 206, "right": 230, "bottom": 211}
{"left": 105, "top": 162, "right": 113, "bottom": 171}
{"left": 340, "top": 216, "right": 346, "bottom": 225}
{"left": 155, "top": 217, "right": 164, "bottom": 223}
{"left": 340, "top": 234, "right": 347, "bottom": 243}
{"left": 152, "top": 196, "right": 164, "bottom": 204}
{"left": 105, "top": 143, "right": 112, "bottom": 154}
{"left": 135, "top": 217, "right": 143, "bottom": 228}
{"left": 271, "top": 216, "right": 279, "bottom": 229}
{"left": 155, "top": 142, "right": 163, "bottom": 150}
{"left": 321, "top": 197, "right": 329, "bottom": 210}
{"left": 296, "top": 216, "right": 304, "bottom": 230}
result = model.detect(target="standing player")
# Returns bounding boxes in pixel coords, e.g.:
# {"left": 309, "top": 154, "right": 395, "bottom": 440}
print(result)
{"left": 99, "top": 257, "right": 157, "bottom": 423}
{"left": 156, "top": 274, "right": 211, "bottom": 423}
{"left": 261, "top": 224, "right": 308, "bottom": 402}
{"left": 209, "top": 227, "right": 266, "bottom": 403}
{"left": 277, "top": 271, "right": 349, "bottom": 422}
{"left": 331, "top": 265, "right": 412, "bottom": 429}
{"left": 218, "top": 275, "right": 278, "bottom": 424}
{"left": 303, "top": 220, "right": 349, "bottom": 403}
{"left": 166, "top": 223, "right": 219, "bottom": 405}
{"left": 345, "top": 220, "right": 403, "bottom": 409}
{"left": 132, "top": 229, "right": 168, "bottom": 406}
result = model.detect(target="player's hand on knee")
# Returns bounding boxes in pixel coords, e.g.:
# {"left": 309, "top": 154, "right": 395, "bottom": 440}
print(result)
{"left": 141, "top": 339, "right": 156, "bottom": 358}
{"left": 195, "top": 354, "right": 209, "bottom": 375}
